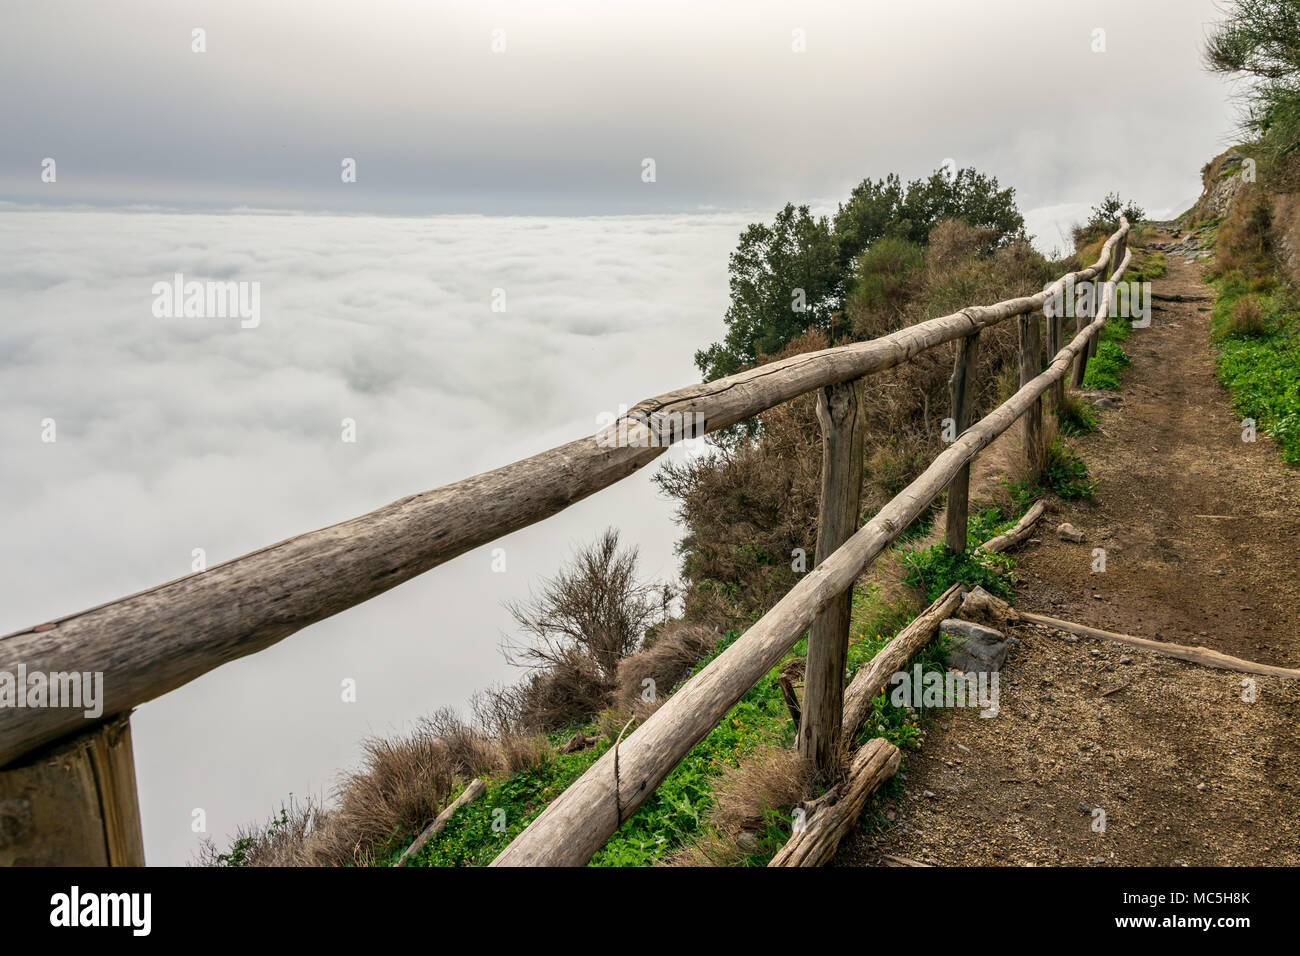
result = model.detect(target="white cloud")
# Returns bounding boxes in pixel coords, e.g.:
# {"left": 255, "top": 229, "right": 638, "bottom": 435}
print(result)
{"left": 0, "top": 207, "right": 748, "bottom": 864}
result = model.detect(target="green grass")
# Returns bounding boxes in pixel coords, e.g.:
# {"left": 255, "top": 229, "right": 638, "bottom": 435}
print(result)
{"left": 899, "top": 506, "right": 1019, "bottom": 602}
{"left": 1042, "top": 439, "right": 1098, "bottom": 499}
{"left": 1125, "top": 249, "right": 1166, "bottom": 283}
{"left": 1053, "top": 393, "right": 1098, "bottom": 436}
{"left": 1081, "top": 313, "right": 1132, "bottom": 391}
{"left": 1209, "top": 271, "right": 1300, "bottom": 464}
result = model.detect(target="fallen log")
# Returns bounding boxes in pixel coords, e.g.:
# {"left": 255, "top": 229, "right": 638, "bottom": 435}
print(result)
{"left": 841, "top": 583, "right": 966, "bottom": 742}
{"left": 881, "top": 853, "right": 932, "bottom": 867}
{"left": 558, "top": 733, "right": 600, "bottom": 755}
{"left": 394, "top": 778, "right": 486, "bottom": 866}
{"left": 978, "top": 499, "right": 1047, "bottom": 554}
{"left": 768, "top": 737, "right": 901, "bottom": 867}
{"left": 1020, "top": 612, "right": 1300, "bottom": 680}
{"left": 1151, "top": 292, "right": 1211, "bottom": 302}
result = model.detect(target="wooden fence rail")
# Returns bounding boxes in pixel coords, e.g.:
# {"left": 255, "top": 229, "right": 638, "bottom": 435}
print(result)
{"left": 492, "top": 237, "right": 1131, "bottom": 866}
{"left": 0, "top": 219, "right": 1129, "bottom": 866}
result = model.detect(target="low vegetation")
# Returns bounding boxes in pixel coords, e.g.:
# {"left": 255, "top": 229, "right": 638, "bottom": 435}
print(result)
{"left": 1210, "top": 272, "right": 1300, "bottom": 463}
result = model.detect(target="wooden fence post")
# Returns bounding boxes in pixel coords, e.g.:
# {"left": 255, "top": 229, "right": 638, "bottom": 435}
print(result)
{"left": 1019, "top": 312, "right": 1045, "bottom": 475}
{"left": 0, "top": 713, "right": 144, "bottom": 866}
{"left": 1047, "top": 300, "right": 1065, "bottom": 412}
{"left": 944, "top": 331, "right": 981, "bottom": 554}
{"left": 800, "top": 379, "right": 865, "bottom": 780}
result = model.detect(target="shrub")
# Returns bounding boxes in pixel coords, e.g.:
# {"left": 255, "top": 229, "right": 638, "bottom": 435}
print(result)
{"left": 1227, "top": 294, "right": 1268, "bottom": 337}
{"left": 845, "top": 236, "right": 924, "bottom": 338}
{"left": 1073, "top": 192, "right": 1144, "bottom": 247}
{"left": 502, "top": 529, "right": 666, "bottom": 730}
{"left": 612, "top": 620, "right": 720, "bottom": 718}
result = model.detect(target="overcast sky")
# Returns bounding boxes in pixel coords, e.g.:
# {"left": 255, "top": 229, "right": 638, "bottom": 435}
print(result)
{"left": 2, "top": 0, "right": 1238, "bottom": 226}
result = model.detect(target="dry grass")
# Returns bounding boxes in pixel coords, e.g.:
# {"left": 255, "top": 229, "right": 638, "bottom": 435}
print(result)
{"left": 664, "top": 745, "right": 815, "bottom": 866}
{"left": 196, "top": 712, "right": 550, "bottom": 867}
{"left": 612, "top": 619, "right": 720, "bottom": 719}
{"left": 1228, "top": 294, "right": 1268, "bottom": 338}
{"left": 1211, "top": 188, "right": 1275, "bottom": 283}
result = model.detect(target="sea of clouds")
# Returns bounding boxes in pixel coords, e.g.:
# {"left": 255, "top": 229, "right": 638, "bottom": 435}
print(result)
{"left": 0, "top": 208, "right": 753, "bottom": 865}
{"left": 0, "top": 198, "right": 1125, "bottom": 865}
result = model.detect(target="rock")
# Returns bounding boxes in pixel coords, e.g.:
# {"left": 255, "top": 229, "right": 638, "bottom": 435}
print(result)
{"left": 735, "top": 831, "right": 758, "bottom": 851}
{"left": 1057, "top": 522, "right": 1085, "bottom": 543}
{"left": 959, "top": 585, "right": 1020, "bottom": 627}
{"left": 1094, "top": 398, "right": 1118, "bottom": 409}
{"left": 1119, "top": 655, "right": 1132, "bottom": 665}
{"left": 940, "top": 618, "right": 1009, "bottom": 672}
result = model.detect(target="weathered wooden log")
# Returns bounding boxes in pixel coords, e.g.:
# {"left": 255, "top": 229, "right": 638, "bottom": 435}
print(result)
{"left": 0, "top": 713, "right": 143, "bottom": 866}
{"left": 1047, "top": 309, "right": 1065, "bottom": 411}
{"left": 1151, "top": 292, "right": 1210, "bottom": 303}
{"left": 1020, "top": 612, "right": 1300, "bottom": 680}
{"left": 978, "top": 499, "right": 1047, "bottom": 555}
{"left": 493, "top": 244, "right": 1132, "bottom": 867}
{"left": 840, "top": 583, "right": 966, "bottom": 742}
{"left": 1019, "top": 312, "right": 1045, "bottom": 476}
{"left": 492, "top": 249, "right": 1130, "bottom": 866}
{"left": 394, "top": 777, "right": 486, "bottom": 866}
{"left": 777, "top": 658, "right": 804, "bottom": 727}
{"left": 801, "top": 380, "right": 866, "bottom": 779}
{"left": 944, "top": 332, "right": 982, "bottom": 554}
{"left": 557, "top": 733, "right": 600, "bottom": 755}
{"left": 768, "top": 737, "right": 901, "bottom": 867}
{"left": 0, "top": 221, "right": 1129, "bottom": 768}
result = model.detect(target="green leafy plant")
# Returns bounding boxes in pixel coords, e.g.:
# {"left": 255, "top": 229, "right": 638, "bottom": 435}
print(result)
{"left": 900, "top": 508, "right": 1019, "bottom": 602}
{"left": 1042, "top": 439, "right": 1098, "bottom": 499}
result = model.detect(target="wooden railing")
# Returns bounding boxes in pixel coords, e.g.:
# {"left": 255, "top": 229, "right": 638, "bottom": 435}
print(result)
{"left": 0, "top": 219, "right": 1130, "bottom": 865}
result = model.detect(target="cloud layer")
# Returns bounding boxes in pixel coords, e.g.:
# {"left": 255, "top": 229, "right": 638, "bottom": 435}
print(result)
{"left": 0, "top": 208, "right": 747, "bottom": 864}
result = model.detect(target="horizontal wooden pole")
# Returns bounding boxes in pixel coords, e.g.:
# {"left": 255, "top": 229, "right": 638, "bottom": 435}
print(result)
{"left": 492, "top": 244, "right": 1132, "bottom": 866}
{"left": 0, "top": 223, "right": 1129, "bottom": 767}
{"left": 1021, "top": 612, "right": 1300, "bottom": 680}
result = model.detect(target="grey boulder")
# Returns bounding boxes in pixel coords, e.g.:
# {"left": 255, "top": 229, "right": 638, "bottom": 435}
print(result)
{"left": 941, "top": 618, "right": 1009, "bottom": 673}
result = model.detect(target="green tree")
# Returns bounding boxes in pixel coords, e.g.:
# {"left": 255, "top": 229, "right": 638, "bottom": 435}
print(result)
{"left": 695, "top": 166, "right": 1025, "bottom": 384}
{"left": 694, "top": 203, "right": 840, "bottom": 382}
{"left": 1206, "top": 0, "right": 1300, "bottom": 172}
{"left": 1084, "top": 192, "right": 1145, "bottom": 234}
{"left": 834, "top": 166, "right": 1024, "bottom": 270}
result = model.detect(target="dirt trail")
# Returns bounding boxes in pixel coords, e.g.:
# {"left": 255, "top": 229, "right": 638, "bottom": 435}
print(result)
{"left": 1015, "top": 235, "right": 1300, "bottom": 664}
{"left": 836, "top": 234, "right": 1300, "bottom": 866}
